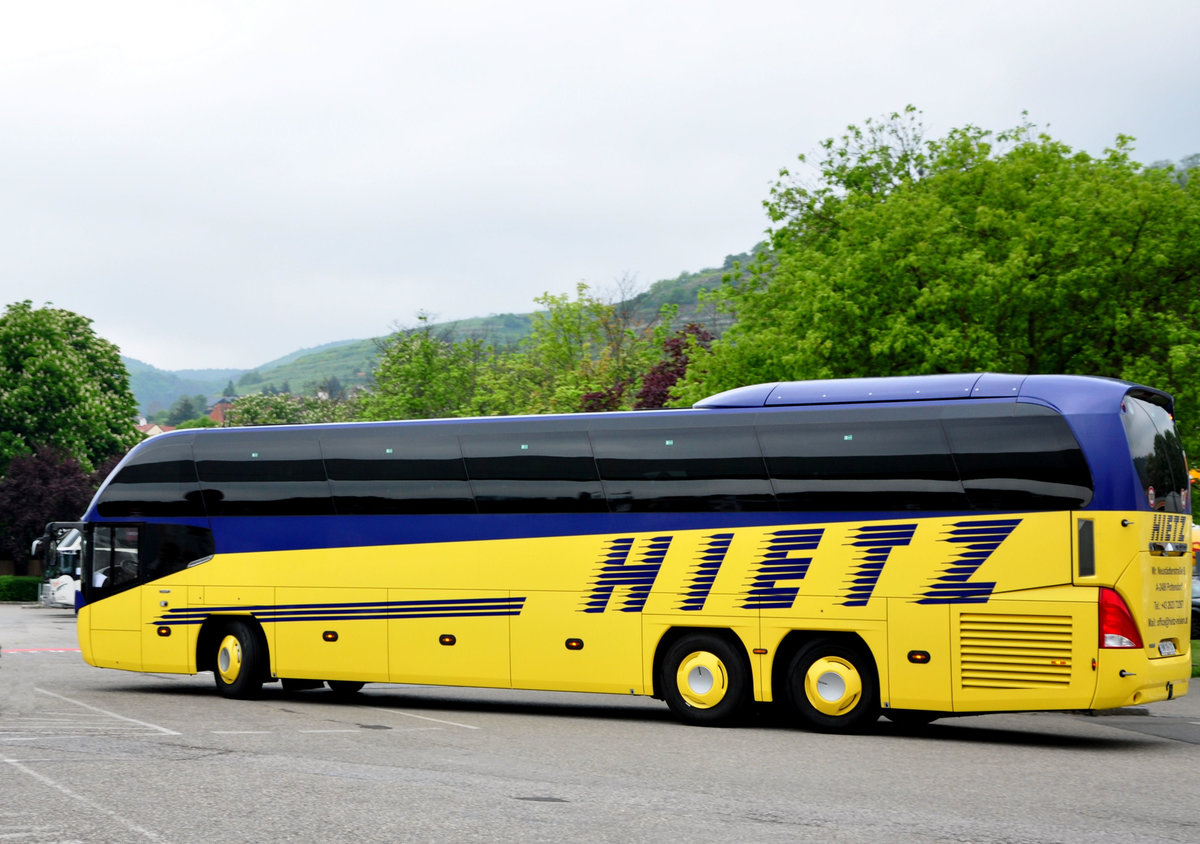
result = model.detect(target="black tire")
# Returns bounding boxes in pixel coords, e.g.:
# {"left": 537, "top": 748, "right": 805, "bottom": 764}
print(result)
{"left": 213, "top": 620, "right": 265, "bottom": 700}
{"left": 326, "top": 680, "right": 365, "bottom": 696}
{"left": 786, "top": 638, "right": 879, "bottom": 733}
{"left": 1191, "top": 607, "right": 1199, "bottom": 640}
{"left": 660, "top": 633, "right": 749, "bottom": 726}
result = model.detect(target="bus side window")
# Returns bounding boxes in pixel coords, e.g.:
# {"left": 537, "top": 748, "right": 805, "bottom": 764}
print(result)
{"left": 462, "top": 428, "right": 605, "bottom": 513}
{"left": 943, "top": 405, "right": 1093, "bottom": 510}
{"left": 95, "top": 438, "right": 205, "bottom": 518}
{"left": 140, "top": 524, "right": 215, "bottom": 582}
{"left": 759, "top": 411, "right": 966, "bottom": 512}
{"left": 591, "top": 423, "right": 774, "bottom": 512}
{"left": 194, "top": 429, "right": 333, "bottom": 516}
{"left": 324, "top": 426, "right": 476, "bottom": 515}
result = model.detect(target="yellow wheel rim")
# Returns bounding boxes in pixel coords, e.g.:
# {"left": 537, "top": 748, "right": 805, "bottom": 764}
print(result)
{"left": 217, "top": 634, "right": 243, "bottom": 685}
{"left": 804, "top": 656, "right": 862, "bottom": 716}
{"left": 675, "top": 650, "right": 729, "bottom": 709}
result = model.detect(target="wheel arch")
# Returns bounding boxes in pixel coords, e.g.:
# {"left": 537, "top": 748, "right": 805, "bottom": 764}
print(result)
{"left": 650, "top": 626, "right": 753, "bottom": 701}
{"left": 196, "top": 614, "right": 269, "bottom": 676}
{"left": 770, "top": 629, "right": 880, "bottom": 707}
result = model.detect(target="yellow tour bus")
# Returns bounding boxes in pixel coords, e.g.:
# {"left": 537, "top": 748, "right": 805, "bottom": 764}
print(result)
{"left": 38, "top": 373, "right": 1193, "bottom": 731}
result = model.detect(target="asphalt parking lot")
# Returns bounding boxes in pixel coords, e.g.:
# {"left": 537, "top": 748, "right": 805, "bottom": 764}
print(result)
{"left": 3, "top": 603, "right": 1199, "bottom": 843}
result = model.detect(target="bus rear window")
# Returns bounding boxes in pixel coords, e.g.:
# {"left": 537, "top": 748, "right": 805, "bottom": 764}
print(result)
{"left": 1121, "top": 396, "right": 1189, "bottom": 513}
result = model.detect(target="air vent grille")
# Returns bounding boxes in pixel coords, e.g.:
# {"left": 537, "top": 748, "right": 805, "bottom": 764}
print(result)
{"left": 959, "top": 613, "right": 1074, "bottom": 689}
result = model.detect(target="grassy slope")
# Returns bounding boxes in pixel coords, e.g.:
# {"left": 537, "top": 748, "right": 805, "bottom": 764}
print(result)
{"left": 126, "top": 249, "right": 759, "bottom": 412}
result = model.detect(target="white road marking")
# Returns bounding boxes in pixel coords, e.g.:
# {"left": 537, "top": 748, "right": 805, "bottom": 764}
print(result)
{"left": 298, "top": 729, "right": 360, "bottom": 733}
{"left": 356, "top": 705, "right": 480, "bottom": 730}
{"left": 34, "top": 688, "right": 180, "bottom": 735}
{"left": 2, "top": 756, "right": 167, "bottom": 842}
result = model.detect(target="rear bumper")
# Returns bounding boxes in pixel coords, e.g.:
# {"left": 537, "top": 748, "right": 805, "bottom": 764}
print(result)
{"left": 1091, "top": 649, "right": 1191, "bottom": 709}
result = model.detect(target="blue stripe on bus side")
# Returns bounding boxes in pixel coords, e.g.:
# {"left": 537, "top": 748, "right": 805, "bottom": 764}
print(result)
{"left": 200, "top": 511, "right": 979, "bottom": 556}
{"left": 149, "top": 597, "right": 527, "bottom": 626}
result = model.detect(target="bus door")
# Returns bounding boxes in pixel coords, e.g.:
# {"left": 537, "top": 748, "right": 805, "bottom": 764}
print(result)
{"left": 138, "top": 534, "right": 192, "bottom": 674}
{"left": 82, "top": 524, "right": 143, "bottom": 671}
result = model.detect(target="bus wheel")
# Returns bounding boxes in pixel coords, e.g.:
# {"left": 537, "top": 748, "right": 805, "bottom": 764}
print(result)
{"left": 213, "top": 620, "right": 264, "bottom": 700}
{"left": 661, "top": 633, "right": 748, "bottom": 726}
{"left": 786, "top": 639, "right": 878, "bottom": 733}
{"left": 326, "top": 681, "right": 365, "bottom": 696}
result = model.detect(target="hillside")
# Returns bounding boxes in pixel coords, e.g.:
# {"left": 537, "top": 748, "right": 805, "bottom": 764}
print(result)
{"left": 126, "top": 249, "right": 755, "bottom": 415}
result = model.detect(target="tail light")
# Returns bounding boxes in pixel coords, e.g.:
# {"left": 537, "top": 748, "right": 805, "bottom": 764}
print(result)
{"left": 1098, "top": 587, "right": 1143, "bottom": 649}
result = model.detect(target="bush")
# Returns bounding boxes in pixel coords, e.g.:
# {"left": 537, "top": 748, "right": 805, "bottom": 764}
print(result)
{"left": 0, "top": 575, "right": 41, "bottom": 602}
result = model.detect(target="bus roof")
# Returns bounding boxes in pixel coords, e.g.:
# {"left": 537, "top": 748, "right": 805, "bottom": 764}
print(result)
{"left": 694, "top": 373, "right": 1174, "bottom": 415}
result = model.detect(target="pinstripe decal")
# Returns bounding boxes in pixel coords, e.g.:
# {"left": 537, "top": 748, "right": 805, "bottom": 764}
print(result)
{"left": 150, "top": 596, "right": 526, "bottom": 626}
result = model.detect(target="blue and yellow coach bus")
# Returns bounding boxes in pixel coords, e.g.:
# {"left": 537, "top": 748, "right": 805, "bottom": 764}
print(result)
{"left": 39, "top": 373, "right": 1193, "bottom": 730}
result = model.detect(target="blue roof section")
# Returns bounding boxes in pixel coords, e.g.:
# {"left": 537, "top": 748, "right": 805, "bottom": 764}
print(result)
{"left": 692, "top": 372, "right": 1172, "bottom": 415}
{"left": 694, "top": 373, "right": 1025, "bottom": 408}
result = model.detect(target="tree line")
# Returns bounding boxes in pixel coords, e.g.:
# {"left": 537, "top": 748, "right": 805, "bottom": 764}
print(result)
{"left": 2, "top": 107, "right": 1197, "bottom": 573}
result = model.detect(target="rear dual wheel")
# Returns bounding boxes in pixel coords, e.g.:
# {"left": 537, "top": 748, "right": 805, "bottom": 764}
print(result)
{"left": 786, "top": 639, "right": 878, "bottom": 733}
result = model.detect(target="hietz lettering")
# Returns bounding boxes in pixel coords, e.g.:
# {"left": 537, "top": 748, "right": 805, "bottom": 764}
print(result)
{"left": 583, "top": 519, "right": 1022, "bottom": 613}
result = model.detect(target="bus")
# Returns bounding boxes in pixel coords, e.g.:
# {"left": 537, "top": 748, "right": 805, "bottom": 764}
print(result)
{"left": 38, "top": 373, "right": 1193, "bottom": 731}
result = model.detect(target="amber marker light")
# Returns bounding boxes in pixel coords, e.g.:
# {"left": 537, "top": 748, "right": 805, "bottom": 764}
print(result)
{"left": 907, "top": 650, "right": 931, "bottom": 664}
{"left": 439, "top": 634, "right": 456, "bottom": 646}
{"left": 323, "top": 631, "right": 338, "bottom": 642}
{"left": 157, "top": 627, "right": 171, "bottom": 637}
{"left": 565, "top": 638, "right": 584, "bottom": 650}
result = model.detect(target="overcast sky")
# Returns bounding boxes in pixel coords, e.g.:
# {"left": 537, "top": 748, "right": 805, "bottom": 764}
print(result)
{"left": 2, "top": 1, "right": 1197, "bottom": 371}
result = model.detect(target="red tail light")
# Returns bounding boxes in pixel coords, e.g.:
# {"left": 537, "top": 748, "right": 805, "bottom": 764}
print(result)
{"left": 1098, "top": 587, "right": 1143, "bottom": 649}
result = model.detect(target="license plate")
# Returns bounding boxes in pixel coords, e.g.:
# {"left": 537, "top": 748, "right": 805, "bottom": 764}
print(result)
{"left": 1159, "top": 640, "right": 1178, "bottom": 657}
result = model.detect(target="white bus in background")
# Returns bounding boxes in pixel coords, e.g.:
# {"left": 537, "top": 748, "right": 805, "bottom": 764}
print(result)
{"left": 38, "top": 527, "right": 81, "bottom": 608}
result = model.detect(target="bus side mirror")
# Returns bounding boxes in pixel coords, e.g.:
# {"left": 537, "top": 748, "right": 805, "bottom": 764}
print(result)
{"left": 31, "top": 538, "right": 44, "bottom": 557}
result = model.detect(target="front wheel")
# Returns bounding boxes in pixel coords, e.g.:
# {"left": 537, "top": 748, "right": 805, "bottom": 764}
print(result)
{"left": 213, "top": 620, "right": 265, "bottom": 700}
{"left": 660, "top": 633, "right": 749, "bottom": 726}
{"left": 786, "top": 638, "right": 878, "bottom": 733}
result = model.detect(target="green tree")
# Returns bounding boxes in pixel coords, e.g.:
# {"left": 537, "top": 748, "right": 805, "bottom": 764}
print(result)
{"left": 677, "top": 109, "right": 1200, "bottom": 454}
{"left": 359, "top": 316, "right": 489, "bottom": 420}
{"left": 165, "top": 395, "right": 199, "bottom": 426}
{"left": 0, "top": 301, "right": 140, "bottom": 475}
{"left": 175, "top": 417, "right": 217, "bottom": 429}
{"left": 318, "top": 376, "right": 345, "bottom": 401}
{"left": 477, "top": 282, "right": 660, "bottom": 415}
{"left": 224, "top": 393, "right": 358, "bottom": 426}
